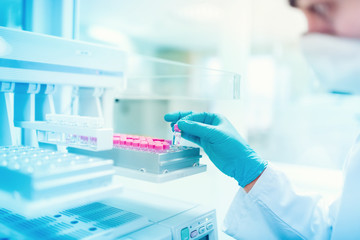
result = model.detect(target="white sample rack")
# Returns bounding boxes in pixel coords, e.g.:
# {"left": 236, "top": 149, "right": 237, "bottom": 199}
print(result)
{"left": 16, "top": 121, "right": 113, "bottom": 151}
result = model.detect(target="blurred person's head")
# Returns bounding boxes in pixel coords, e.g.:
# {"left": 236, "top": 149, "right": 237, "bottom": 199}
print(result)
{"left": 290, "top": 0, "right": 360, "bottom": 38}
{"left": 290, "top": 0, "right": 360, "bottom": 95}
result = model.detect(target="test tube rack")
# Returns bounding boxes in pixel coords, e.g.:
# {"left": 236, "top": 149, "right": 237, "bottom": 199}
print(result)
{"left": 71, "top": 134, "right": 206, "bottom": 183}
{"left": 15, "top": 114, "right": 114, "bottom": 151}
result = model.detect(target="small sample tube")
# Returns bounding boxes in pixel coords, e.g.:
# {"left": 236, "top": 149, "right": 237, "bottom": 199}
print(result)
{"left": 140, "top": 141, "right": 148, "bottom": 149}
{"left": 154, "top": 143, "right": 163, "bottom": 151}
{"left": 90, "top": 137, "right": 97, "bottom": 148}
{"left": 132, "top": 140, "right": 140, "bottom": 148}
{"left": 172, "top": 124, "right": 181, "bottom": 146}
{"left": 79, "top": 136, "right": 89, "bottom": 145}
{"left": 163, "top": 142, "right": 170, "bottom": 150}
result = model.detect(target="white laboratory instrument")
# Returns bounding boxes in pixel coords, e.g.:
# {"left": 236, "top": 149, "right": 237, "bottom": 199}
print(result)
{"left": 0, "top": 189, "right": 217, "bottom": 240}
{"left": 0, "top": 27, "right": 219, "bottom": 240}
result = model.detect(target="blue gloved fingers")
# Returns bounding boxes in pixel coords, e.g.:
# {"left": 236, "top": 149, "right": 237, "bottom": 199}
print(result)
{"left": 180, "top": 132, "right": 201, "bottom": 145}
{"left": 164, "top": 111, "right": 193, "bottom": 123}
{"left": 181, "top": 112, "right": 220, "bottom": 126}
{"left": 177, "top": 119, "right": 217, "bottom": 142}
{"left": 165, "top": 111, "right": 221, "bottom": 126}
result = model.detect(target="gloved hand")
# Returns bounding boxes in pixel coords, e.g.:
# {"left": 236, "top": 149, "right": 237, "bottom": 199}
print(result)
{"left": 164, "top": 111, "right": 268, "bottom": 188}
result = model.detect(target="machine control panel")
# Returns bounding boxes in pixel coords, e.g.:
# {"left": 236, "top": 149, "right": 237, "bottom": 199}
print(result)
{"left": 179, "top": 214, "right": 215, "bottom": 240}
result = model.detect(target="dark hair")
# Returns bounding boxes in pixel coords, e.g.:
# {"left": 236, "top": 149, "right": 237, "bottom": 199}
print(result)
{"left": 289, "top": 0, "right": 297, "bottom": 7}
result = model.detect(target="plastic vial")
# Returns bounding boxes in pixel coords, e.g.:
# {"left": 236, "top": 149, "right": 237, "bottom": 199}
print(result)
{"left": 173, "top": 124, "right": 181, "bottom": 146}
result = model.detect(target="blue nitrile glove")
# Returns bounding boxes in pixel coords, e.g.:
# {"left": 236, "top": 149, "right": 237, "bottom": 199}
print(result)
{"left": 164, "top": 111, "right": 268, "bottom": 188}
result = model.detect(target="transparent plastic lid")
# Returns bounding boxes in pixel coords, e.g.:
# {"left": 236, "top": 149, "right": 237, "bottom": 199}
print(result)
{"left": 118, "top": 54, "right": 241, "bottom": 100}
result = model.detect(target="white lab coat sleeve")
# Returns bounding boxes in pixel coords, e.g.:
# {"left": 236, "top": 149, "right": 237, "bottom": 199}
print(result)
{"left": 223, "top": 164, "right": 336, "bottom": 240}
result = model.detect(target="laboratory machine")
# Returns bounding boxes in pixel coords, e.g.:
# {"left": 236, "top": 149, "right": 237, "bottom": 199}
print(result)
{"left": 0, "top": 26, "right": 233, "bottom": 240}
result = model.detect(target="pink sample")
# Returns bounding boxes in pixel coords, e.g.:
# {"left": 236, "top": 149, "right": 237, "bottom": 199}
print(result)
{"left": 174, "top": 124, "right": 180, "bottom": 132}
{"left": 113, "top": 138, "right": 120, "bottom": 145}
{"left": 163, "top": 142, "right": 170, "bottom": 150}
{"left": 132, "top": 140, "right": 140, "bottom": 147}
{"left": 154, "top": 143, "right": 163, "bottom": 151}
{"left": 153, "top": 138, "right": 164, "bottom": 142}
{"left": 114, "top": 133, "right": 172, "bottom": 151}
{"left": 140, "top": 141, "right": 148, "bottom": 149}
{"left": 125, "top": 139, "right": 133, "bottom": 146}
{"left": 90, "top": 137, "right": 97, "bottom": 145}
{"left": 148, "top": 142, "right": 156, "bottom": 149}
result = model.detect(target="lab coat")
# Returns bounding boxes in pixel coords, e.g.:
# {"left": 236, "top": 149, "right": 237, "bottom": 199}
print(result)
{"left": 223, "top": 135, "right": 360, "bottom": 240}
